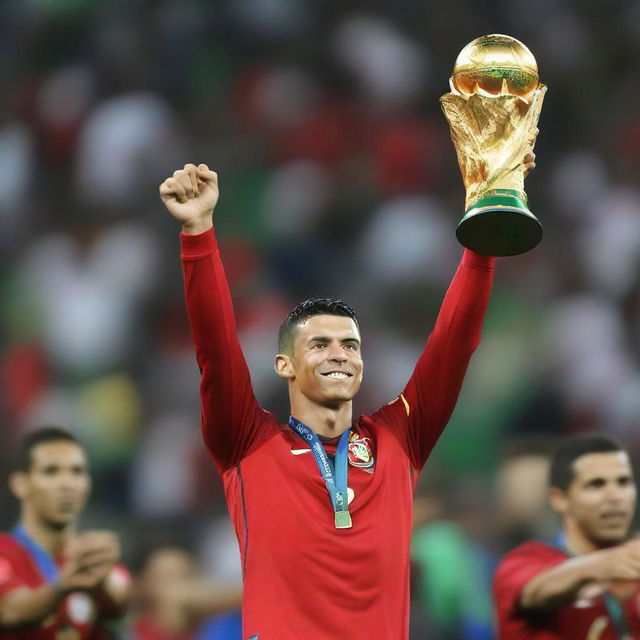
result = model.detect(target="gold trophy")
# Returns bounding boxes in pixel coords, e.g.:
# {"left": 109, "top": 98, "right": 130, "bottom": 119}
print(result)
{"left": 441, "top": 34, "right": 546, "bottom": 256}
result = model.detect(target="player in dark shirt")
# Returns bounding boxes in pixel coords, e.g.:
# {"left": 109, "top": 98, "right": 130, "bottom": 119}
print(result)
{"left": 494, "top": 432, "right": 640, "bottom": 639}
{"left": 0, "top": 427, "right": 129, "bottom": 640}
{"left": 159, "top": 159, "right": 531, "bottom": 639}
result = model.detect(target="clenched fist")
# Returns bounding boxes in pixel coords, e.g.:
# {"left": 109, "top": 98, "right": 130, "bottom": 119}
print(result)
{"left": 159, "top": 163, "right": 219, "bottom": 235}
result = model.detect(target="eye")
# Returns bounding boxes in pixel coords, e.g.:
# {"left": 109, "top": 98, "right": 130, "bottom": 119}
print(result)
{"left": 344, "top": 343, "right": 358, "bottom": 350}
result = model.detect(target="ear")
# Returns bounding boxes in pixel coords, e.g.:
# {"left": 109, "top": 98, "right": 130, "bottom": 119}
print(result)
{"left": 9, "top": 472, "right": 29, "bottom": 501}
{"left": 548, "top": 487, "right": 568, "bottom": 516}
{"left": 275, "top": 353, "right": 295, "bottom": 380}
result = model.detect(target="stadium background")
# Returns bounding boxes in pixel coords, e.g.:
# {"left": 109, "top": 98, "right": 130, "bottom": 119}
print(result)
{"left": 2, "top": 0, "right": 640, "bottom": 637}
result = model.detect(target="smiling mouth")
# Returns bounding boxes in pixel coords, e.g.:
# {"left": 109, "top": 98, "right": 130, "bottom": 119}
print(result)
{"left": 321, "top": 371, "right": 353, "bottom": 379}
{"left": 600, "top": 511, "right": 627, "bottom": 521}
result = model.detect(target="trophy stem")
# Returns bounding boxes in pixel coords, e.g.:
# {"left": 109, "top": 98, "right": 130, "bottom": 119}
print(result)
{"left": 456, "top": 189, "right": 542, "bottom": 256}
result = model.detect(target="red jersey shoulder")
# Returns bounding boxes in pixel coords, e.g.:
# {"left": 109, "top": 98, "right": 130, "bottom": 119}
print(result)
{"left": 0, "top": 533, "right": 23, "bottom": 554}
{"left": 0, "top": 534, "right": 34, "bottom": 575}
{"left": 495, "top": 541, "right": 565, "bottom": 584}
{"left": 0, "top": 533, "right": 37, "bottom": 595}
{"left": 494, "top": 541, "right": 567, "bottom": 617}
{"left": 501, "top": 541, "right": 565, "bottom": 565}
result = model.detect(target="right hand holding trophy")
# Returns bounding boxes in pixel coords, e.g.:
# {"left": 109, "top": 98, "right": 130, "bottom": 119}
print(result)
{"left": 441, "top": 34, "right": 546, "bottom": 256}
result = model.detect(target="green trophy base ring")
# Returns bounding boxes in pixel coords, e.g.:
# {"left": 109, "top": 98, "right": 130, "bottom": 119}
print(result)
{"left": 456, "top": 190, "right": 542, "bottom": 256}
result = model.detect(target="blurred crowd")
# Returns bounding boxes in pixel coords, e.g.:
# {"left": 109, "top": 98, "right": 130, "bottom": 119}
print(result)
{"left": 2, "top": 0, "right": 640, "bottom": 637}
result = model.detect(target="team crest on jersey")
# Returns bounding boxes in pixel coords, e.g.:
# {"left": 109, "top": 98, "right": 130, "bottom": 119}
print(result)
{"left": 348, "top": 432, "right": 374, "bottom": 468}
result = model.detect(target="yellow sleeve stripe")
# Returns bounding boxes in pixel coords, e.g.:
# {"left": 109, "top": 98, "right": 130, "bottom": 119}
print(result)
{"left": 399, "top": 393, "right": 410, "bottom": 416}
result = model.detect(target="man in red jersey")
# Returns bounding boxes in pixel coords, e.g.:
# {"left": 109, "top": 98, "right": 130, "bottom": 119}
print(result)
{"left": 158, "top": 156, "right": 536, "bottom": 639}
{"left": 494, "top": 432, "right": 640, "bottom": 639}
{"left": 0, "top": 427, "right": 130, "bottom": 639}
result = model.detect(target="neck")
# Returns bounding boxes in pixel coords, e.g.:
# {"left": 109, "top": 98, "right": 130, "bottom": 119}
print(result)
{"left": 289, "top": 395, "right": 352, "bottom": 438}
{"left": 562, "top": 519, "right": 612, "bottom": 556}
{"left": 19, "top": 510, "right": 74, "bottom": 556}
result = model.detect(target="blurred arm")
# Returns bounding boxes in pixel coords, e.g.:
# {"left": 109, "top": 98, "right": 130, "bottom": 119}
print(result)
{"left": 519, "top": 554, "right": 605, "bottom": 610}
{"left": 521, "top": 543, "right": 640, "bottom": 610}
{"left": 0, "top": 584, "right": 64, "bottom": 629}
{"left": 182, "top": 581, "right": 243, "bottom": 618}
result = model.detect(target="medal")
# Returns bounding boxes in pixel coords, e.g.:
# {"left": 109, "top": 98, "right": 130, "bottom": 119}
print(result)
{"left": 334, "top": 510, "right": 352, "bottom": 529}
{"left": 289, "top": 417, "right": 353, "bottom": 530}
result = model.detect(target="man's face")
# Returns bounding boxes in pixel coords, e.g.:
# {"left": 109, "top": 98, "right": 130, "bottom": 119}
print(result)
{"left": 137, "top": 548, "right": 199, "bottom": 607}
{"left": 142, "top": 548, "right": 197, "bottom": 586}
{"left": 559, "top": 451, "right": 636, "bottom": 546}
{"left": 284, "top": 314, "right": 363, "bottom": 407}
{"left": 15, "top": 441, "right": 91, "bottom": 529}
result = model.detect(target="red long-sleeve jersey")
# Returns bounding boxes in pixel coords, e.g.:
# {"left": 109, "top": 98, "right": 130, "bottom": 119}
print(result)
{"left": 181, "top": 229, "right": 495, "bottom": 640}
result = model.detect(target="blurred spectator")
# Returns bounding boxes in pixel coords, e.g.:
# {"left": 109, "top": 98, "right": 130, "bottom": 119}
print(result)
{"left": 493, "top": 438, "right": 556, "bottom": 550}
{"left": 494, "top": 432, "right": 640, "bottom": 637}
{"left": 411, "top": 468, "right": 494, "bottom": 640}
{"left": 0, "top": 427, "right": 130, "bottom": 637}
{"left": 130, "top": 540, "right": 241, "bottom": 640}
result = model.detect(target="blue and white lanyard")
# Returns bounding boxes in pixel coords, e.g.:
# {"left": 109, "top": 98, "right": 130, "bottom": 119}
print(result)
{"left": 288, "top": 416, "right": 352, "bottom": 528}
{"left": 554, "top": 532, "right": 630, "bottom": 639}
{"left": 12, "top": 525, "right": 59, "bottom": 583}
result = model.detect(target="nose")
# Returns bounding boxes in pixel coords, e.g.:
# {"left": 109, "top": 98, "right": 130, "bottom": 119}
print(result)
{"left": 604, "top": 483, "right": 626, "bottom": 503}
{"left": 58, "top": 471, "right": 81, "bottom": 492}
{"left": 327, "top": 343, "right": 346, "bottom": 362}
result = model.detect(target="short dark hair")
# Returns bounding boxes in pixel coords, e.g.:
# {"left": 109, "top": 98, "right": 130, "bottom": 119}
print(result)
{"left": 278, "top": 298, "right": 359, "bottom": 355}
{"left": 549, "top": 432, "right": 627, "bottom": 492}
{"left": 14, "top": 426, "right": 83, "bottom": 472}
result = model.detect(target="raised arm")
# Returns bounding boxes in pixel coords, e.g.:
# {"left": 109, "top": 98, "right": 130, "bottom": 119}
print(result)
{"left": 404, "top": 248, "right": 495, "bottom": 466}
{"left": 160, "top": 164, "right": 275, "bottom": 472}
{"left": 372, "top": 248, "right": 495, "bottom": 469}
{"left": 372, "top": 148, "right": 538, "bottom": 469}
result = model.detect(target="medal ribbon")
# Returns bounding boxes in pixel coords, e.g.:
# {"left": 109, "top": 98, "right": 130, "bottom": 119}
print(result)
{"left": 554, "top": 532, "right": 630, "bottom": 639}
{"left": 289, "top": 417, "right": 351, "bottom": 526}
{"left": 12, "top": 525, "right": 59, "bottom": 583}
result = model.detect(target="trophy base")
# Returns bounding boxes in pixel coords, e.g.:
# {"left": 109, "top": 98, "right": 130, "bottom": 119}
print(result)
{"left": 456, "top": 190, "right": 542, "bottom": 256}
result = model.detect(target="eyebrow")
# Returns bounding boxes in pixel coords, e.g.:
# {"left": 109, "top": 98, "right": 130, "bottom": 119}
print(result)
{"left": 584, "top": 473, "right": 632, "bottom": 483}
{"left": 308, "top": 336, "right": 361, "bottom": 345}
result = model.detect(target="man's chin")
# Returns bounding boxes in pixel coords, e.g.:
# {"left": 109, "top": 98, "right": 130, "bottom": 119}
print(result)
{"left": 593, "top": 529, "right": 630, "bottom": 547}
{"left": 316, "top": 392, "right": 356, "bottom": 408}
{"left": 44, "top": 514, "right": 77, "bottom": 530}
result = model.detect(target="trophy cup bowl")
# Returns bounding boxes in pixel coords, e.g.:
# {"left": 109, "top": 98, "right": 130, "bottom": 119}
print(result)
{"left": 442, "top": 34, "right": 546, "bottom": 256}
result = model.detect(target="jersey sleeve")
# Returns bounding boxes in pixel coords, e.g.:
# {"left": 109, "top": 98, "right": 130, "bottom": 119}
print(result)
{"left": 181, "top": 229, "right": 278, "bottom": 473}
{"left": 493, "top": 543, "right": 566, "bottom": 622}
{"left": 370, "top": 249, "right": 495, "bottom": 470}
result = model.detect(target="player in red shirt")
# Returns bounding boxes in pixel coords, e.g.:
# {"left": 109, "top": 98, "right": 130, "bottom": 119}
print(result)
{"left": 494, "top": 432, "right": 640, "bottom": 639}
{"left": 158, "top": 159, "right": 527, "bottom": 639}
{"left": 0, "top": 427, "right": 130, "bottom": 640}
